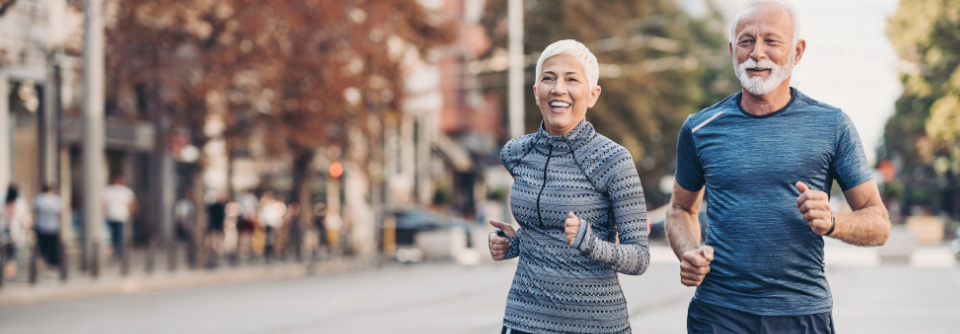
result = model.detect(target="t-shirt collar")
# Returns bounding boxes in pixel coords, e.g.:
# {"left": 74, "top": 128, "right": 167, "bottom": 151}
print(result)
{"left": 736, "top": 87, "right": 799, "bottom": 119}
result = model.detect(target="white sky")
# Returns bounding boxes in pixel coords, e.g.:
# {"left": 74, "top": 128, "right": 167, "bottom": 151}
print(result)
{"left": 703, "top": 0, "right": 903, "bottom": 164}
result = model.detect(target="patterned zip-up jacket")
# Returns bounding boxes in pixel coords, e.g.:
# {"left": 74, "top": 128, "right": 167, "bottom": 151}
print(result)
{"left": 499, "top": 120, "right": 650, "bottom": 334}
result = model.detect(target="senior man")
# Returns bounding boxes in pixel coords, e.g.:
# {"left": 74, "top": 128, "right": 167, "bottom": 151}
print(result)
{"left": 665, "top": 0, "right": 891, "bottom": 333}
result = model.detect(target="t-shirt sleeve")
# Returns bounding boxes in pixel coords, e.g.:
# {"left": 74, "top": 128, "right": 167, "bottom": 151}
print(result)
{"left": 832, "top": 112, "right": 872, "bottom": 190}
{"left": 125, "top": 187, "right": 136, "bottom": 204}
{"left": 675, "top": 120, "right": 704, "bottom": 191}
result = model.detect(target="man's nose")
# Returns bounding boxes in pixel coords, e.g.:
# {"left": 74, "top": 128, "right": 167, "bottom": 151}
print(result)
{"left": 750, "top": 42, "right": 766, "bottom": 61}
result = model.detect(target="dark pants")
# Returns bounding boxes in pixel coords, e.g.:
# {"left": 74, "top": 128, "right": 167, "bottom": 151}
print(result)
{"left": 500, "top": 327, "right": 531, "bottom": 334}
{"left": 688, "top": 298, "right": 835, "bottom": 334}
{"left": 107, "top": 220, "right": 124, "bottom": 258}
{"left": 36, "top": 233, "right": 60, "bottom": 266}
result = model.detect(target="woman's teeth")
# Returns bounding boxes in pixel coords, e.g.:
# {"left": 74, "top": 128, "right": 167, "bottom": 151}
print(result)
{"left": 550, "top": 101, "right": 571, "bottom": 107}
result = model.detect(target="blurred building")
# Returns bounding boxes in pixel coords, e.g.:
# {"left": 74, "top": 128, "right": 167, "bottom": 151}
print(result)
{"left": 0, "top": 0, "right": 170, "bottom": 245}
{"left": 386, "top": 0, "right": 503, "bottom": 221}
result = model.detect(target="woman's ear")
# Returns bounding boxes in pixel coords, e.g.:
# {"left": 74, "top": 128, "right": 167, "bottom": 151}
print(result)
{"left": 587, "top": 85, "right": 602, "bottom": 108}
{"left": 532, "top": 85, "right": 540, "bottom": 107}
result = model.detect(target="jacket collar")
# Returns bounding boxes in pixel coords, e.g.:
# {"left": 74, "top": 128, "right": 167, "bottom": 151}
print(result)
{"left": 534, "top": 119, "right": 596, "bottom": 152}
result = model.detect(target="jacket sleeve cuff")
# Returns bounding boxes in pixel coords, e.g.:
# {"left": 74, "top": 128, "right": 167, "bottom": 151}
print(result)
{"left": 572, "top": 219, "right": 590, "bottom": 250}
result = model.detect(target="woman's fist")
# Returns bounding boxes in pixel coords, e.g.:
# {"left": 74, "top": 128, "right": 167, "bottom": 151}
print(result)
{"left": 489, "top": 219, "right": 517, "bottom": 260}
{"left": 564, "top": 212, "right": 580, "bottom": 246}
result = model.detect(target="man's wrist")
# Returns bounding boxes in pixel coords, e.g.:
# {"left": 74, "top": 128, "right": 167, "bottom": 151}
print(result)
{"left": 825, "top": 213, "right": 837, "bottom": 236}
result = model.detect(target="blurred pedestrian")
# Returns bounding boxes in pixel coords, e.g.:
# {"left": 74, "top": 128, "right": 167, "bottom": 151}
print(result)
{"left": 281, "top": 202, "right": 302, "bottom": 261}
{"left": 312, "top": 203, "right": 328, "bottom": 251}
{"left": 205, "top": 191, "right": 227, "bottom": 267}
{"left": 103, "top": 175, "right": 138, "bottom": 260}
{"left": 174, "top": 189, "right": 195, "bottom": 244}
{"left": 666, "top": 1, "right": 891, "bottom": 333}
{"left": 33, "top": 184, "right": 62, "bottom": 268}
{"left": 2, "top": 185, "right": 26, "bottom": 279}
{"left": 258, "top": 192, "right": 285, "bottom": 262}
{"left": 488, "top": 40, "right": 650, "bottom": 334}
{"left": 236, "top": 189, "right": 258, "bottom": 258}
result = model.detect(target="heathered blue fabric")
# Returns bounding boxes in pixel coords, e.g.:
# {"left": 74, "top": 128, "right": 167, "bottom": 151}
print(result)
{"left": 675, "top": 88, "right": 872, "bottom": 316}
{"left": 500, "top": 120, "right": 650, "bottom": 334}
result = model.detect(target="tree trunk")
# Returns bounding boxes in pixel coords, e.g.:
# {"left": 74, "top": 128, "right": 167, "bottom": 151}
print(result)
{"left": 190, "top": 153, "right": 206, "bottom": 267}
{"left": 291, "top": 151, "right": 315, "bottom": 261}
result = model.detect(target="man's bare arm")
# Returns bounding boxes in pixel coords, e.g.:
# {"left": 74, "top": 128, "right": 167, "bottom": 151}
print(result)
{"left": 834, "top": 180, "right": 890, "bottom": 246}
{"left": 666, "top": 181, "right": 705, "bottom": 261}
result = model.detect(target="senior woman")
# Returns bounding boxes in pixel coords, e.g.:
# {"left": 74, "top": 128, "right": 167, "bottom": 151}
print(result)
{"left": 488, "top": 39, "right": 650, "bottom": 334}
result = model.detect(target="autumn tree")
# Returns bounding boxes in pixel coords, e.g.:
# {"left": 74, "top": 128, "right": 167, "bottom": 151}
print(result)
{"left": 881, "top": 0, "right": 960, "bottom": 216}
{"left": 234, "top": 0, "right": 448, "bottom": 248}
{"left": 103, "top": 0, "right": 448, "bottom": 258}
{"left": 481, "top": 0, "right": 737, "bottom": 206}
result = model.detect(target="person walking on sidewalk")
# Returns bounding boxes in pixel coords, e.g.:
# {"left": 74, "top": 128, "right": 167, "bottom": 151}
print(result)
{"left": 103, "top": 175, "right": 138, "bottom": 260}
{"left": 488, "top": 39, "right": 650, "bottom": 334}
{"left": 204, "top": 191, "right": 227, "bottom": 267}
{"left": 665, "top": 1, "right": 891, "bottom": 333}
{"left": 33, "top": 184, "right": 63, "bottom": 269}
{"left": 2, "top": 185, "right": 28, "bottom": 279}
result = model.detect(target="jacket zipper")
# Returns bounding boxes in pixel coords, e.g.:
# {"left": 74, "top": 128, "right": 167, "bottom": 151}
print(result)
{"left": 536, "top": 144, "right": 553, "bottom": 227}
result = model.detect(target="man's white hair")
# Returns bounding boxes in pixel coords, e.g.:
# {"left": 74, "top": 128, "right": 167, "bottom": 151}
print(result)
{"left": 535, "top": 39, "right": 600, "bottom": 89}
{"left": 729, "top": 0, "right": 801, "bottom": 46}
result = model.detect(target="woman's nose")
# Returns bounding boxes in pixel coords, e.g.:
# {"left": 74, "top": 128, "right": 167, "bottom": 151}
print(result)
{"left": 553, "top": 79, "right": 567, "bottom": 94}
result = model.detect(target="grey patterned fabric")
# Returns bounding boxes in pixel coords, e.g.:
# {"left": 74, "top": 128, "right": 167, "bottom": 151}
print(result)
{"left": 499, "top": 120, "right": 650, "bottom": 334}
{"left": 33, "top": 193, "right": 62, "bottom": 235}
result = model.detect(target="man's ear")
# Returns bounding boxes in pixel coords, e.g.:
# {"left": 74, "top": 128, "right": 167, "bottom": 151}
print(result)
{"left": 793, "top": 39, "right": 806, "bottom": 65}
{"left": 728, "top": 42, "right": 734, "bottom": 57}
{"left": 587, "top": 85, "right": 602, "bottom": 108}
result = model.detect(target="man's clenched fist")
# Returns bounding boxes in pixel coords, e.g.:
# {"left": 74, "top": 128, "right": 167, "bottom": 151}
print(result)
{"left": 564, "top": 212, "right": 580, "bottom": 246}
{"left": 680, "top": 245, "right": 714, "bottom": 286}
{"left": 795, "top": 181, "right": 833, "bottom": 236}
{"left": 489, "top": 219, "right": 518, "bottom": 261}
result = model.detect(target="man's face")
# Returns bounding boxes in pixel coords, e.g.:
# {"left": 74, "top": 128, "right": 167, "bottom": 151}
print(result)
{"left": 730, "top": 4, "right": 800, "bottom": 96}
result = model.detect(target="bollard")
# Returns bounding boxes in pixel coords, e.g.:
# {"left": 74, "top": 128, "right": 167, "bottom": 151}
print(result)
{"left": 145, "top": 238, "right": 155, "bottom": 274}
{"left": 167, "top": 240, "right": 177, "bottom": 272}
{"left": 91, "top": 241, "right": 99, "bottom": 278}
{"left": 29, "top": 239, "right": 38, "bottom": 285}
{"left": 58, "top": 236, "right": 68, "bottom": 282}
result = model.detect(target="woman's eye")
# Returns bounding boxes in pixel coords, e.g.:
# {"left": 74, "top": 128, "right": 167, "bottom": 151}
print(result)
{"left": 543, "top": 77, "right": 555, "bottom": 81}
{"left": 567, "top": 78, "right": 578, "bottom": 82}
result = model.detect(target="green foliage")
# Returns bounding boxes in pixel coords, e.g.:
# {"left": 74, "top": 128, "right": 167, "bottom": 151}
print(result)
{"left": 481, "top": 0, "right": 737, "bottom": 206}
{"left": 486, "top": 186, "right": 508, "bottom": 201}
{"left": 883, "top": 0, "right": 960, "bottom": 173}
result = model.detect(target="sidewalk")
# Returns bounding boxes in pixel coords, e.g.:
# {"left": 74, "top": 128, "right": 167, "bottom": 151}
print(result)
{"left": 646, "top": 238, "right": 958, "bottom": 268}
{"left": 0, "top": 249, "right": 374, "bottom": 306}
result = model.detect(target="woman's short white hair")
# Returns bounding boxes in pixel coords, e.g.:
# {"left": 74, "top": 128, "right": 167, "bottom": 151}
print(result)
{"left": 729, "top": 0, "right": 801, "bottom": 46}
{"left": 535, "top": 39, "right": 600, "bottom": 88}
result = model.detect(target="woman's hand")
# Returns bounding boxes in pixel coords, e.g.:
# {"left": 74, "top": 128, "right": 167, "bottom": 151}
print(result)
{"left": 489, "top": 219, "right": 518, "bottom": 261}
{"left": 565, "top": 212, "right": 580, "bottom": 246}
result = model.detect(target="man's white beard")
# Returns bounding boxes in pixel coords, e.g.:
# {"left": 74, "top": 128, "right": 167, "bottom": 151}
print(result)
{"left": 734, "top": 51, "right": 795, "bottom": 96}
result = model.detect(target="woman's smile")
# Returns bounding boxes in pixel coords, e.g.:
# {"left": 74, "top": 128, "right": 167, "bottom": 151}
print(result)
{"left": 549, "top": 100, "right": 572, "bottom": 113}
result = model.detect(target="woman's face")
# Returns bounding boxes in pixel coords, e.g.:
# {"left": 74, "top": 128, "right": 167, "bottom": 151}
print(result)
{"left": 534, "top": 55, "right": 601, "bottom": 136}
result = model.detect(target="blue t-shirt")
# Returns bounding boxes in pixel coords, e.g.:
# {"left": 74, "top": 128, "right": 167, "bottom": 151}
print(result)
{"left": 675, "top": 88, "right": 872, "bottom": 316}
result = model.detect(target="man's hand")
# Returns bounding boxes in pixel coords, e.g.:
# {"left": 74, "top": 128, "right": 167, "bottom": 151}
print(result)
{"left": 680, "top": 246, "right": 714, "bottom": 286}
{"left": 564, "top": 212, "right": 580, "bottom": 246}
{"left": 489, "top": 219, "right": 518, "bottom": 261}
{"left": 796, "top": 181, "right": 833, "bottom": 236}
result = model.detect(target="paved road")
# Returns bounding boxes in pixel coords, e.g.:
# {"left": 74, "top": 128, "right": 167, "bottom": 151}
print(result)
{"left": 1, "top": 259, "right": 958, "bottom": 333}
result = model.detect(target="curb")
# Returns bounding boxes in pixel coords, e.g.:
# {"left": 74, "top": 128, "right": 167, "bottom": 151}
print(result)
{"left": 0, "top": 258, "right": 373, "bottom": 306}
